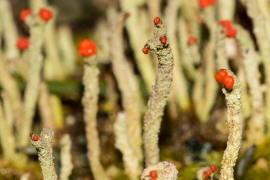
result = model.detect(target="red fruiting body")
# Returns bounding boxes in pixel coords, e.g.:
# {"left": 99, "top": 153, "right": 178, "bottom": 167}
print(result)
{"left": 39, "top": 8, "right": 53, "bottom": 22}
{"left": 223, "top": 75, "right": 234, "bottom": 90}
{"left": 226, "top": 27, "right": 237, "bottom": 38}
{"left": 218, "top": 20, "right": 237, "bottom": 38}
{"left": 198, "top": 0, "right": 208, "bottom": 9}
{"left": 16, "top": 37, "right": 29, "bottom": 50}
{"left": 219, "top": 20, "right": 231, "bottom": 29}
{"left": 208, "top": 0, "right": 217, "bottom": 5}
{"left": 198, "top": 0, "right": 217, "bottom": 9}
{"left": 202, "top": 169, "right": 212, "bottom": 179}
{"left": 78, "top": 39, "right": 97, "bottom": 57}
{"left": 210, "top": 165, "right": 218, "bottom": 172}
{"left": 32, "top": 135, "right": 39, "bottom": 141}
{"left": 215, "top": 69, "right": 228, "bottom": 83}
{"left": 187, "top": 36, "right": 197, "bottom": 45}
{"left": 29, "top": 132, "right": 33, "bottom": 137}
{"left": 153, "top": 17, "right": 161, "bottom": 25}
{"left": 19, "top": 9, "right": 31, "bottom": 22}
{"left": 142, "top": 47, "right": 149, "bottom": 54}
{"left": 149, "top": 170, "right": 157, "bottom": 178}
{"left": 160, "top": 36, "right": 167, "bottom": 44}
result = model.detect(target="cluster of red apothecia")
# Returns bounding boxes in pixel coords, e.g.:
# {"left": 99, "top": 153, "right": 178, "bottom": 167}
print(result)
{"left": 198, "top": 0, "right": 217, "bottom": 9}
{"left": 218, "top": 20, "right": 237, "bottom": 38}
{"left": 202, "top": 165, "right": 218, "bottom": 179}
{"left": 142, "top": 17, "right": 167, "bottom": 55}
{"left": 16, "top": 8, "right": 53, "bottom": 51}
{"left": 19, "top": 8, "right": 99, "bottom": 58}
{"left": 29, "top": 132, "right": 39, "bottom": 141}
{"left": 215, "top": 69, "right": 234, "bottom": 90}
{"left": 148, "top": 170, "right": 158, "bottom": 180}
{"left": 20, "top": 8, "right": 53, "bottom": 23}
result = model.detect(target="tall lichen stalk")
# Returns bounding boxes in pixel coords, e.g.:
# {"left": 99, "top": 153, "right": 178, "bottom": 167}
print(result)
{"left": 110, "top": 10, "right": 143, "bottom": 163}
{"left": 82, "top": 56, "right": 109, "bottom": 180}
{"left": 18, "top": 15, "right": 45, "bottom": 147}
{"left": 236, "top": 26, "right": 265, "bottom": 147}
{"left": 220, "top": 71, "right": 243, "bottom": 180}
{"left": 143, "top": 19, "right": 174, "bottom": 167}
{"left": 109, "top": 10, "right": 142, "bottom": 179}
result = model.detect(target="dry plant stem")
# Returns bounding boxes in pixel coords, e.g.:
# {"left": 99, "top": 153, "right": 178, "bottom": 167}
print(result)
{"left": 110, "top": 12, "right": 143, "bottom": 163}
{"left": 39, "top": 82, "right": 54, "bottom": 129}
{"left": 236, "top": 26, "right": 265, "bottom": 146}
{"left": 245, "top": 0, "right": 270, "bottom": 136}
{"left": 18, "top": 17, "right": 44, "bottom": 147}
{"left": 60, "top": 134, "right": 73, "bottom": 180}
{"left": 0, "top": 56, "right": 23, "bottom": 130}
{"left": 220, "top": 71, "right": 243, "bottom": 180}
{"left": 82, "top": 57, "right": 109, "bottom": 180}
{"left": 31, "top": 128, "right": 57, "bottom": 180}
{"left": 57, "top": 26, "right": 76, "bottom": 75}
{"left": 165, "top": 0, "right": 190, "bottom": 110}
{"left": 141, "top": 161, "right": 178, "bottom": 180}
{"left": 0, "top": 0, "right": 19, "bottom": 59}
{"left": 114, "top": 113, "right": 141, "bottom": 180}
{"left": 120, "top": 0, "right": 155, "bottom": 92}
{"left": 143, "top": 21, "right": 174, "bottom": 167}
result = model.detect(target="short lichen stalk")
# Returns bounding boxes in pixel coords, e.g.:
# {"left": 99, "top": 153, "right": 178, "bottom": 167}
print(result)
{"left": 114, "top": 113, "right": 141, "bottom": 180}
{"left": 59, "top": 134, "right": 73, "bottom": 180}
{"left": 217, "top": 70, "right": 243, "bottom": 180}
{"left": 79, "top": 40, "right": 108, "bottom": 180}
{"left": 31, "top": 128, "right": 57, "bottom": 180}
{"left": 143, "top": 18, "right": 174, "bottom": 167}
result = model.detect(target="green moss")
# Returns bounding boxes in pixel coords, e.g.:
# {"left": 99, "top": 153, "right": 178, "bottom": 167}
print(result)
{"left": 112, "top": 172, "right": 129, "bottom": 180}
{"left": 202, "top": 151, "right": 222, "bottom": 166}
{"left": 178, "top": 164, "right": 199, "bottom": 180}
{"left": 242, "top": 166, "right": 269, "bottom": 180}
{"left": 253, "top": 138, "right": 270, "bottom": 162}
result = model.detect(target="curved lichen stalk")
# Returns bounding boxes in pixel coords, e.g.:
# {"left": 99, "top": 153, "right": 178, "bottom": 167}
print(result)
{"left": 143, "top": 18, "right": 174, "bottom": 167}
{"left": 220, "top": 71, "right": 243, "bottom": 180}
